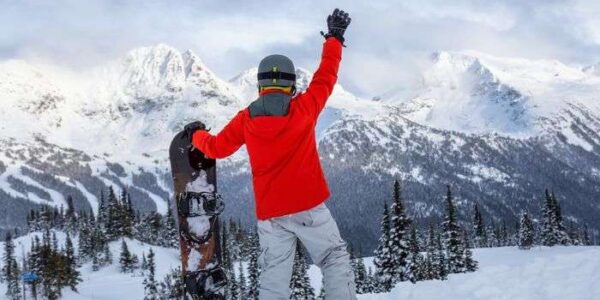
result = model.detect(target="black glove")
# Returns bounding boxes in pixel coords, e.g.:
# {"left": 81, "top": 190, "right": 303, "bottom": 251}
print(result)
{"left": 183, "top": 121, "right": 207, "bottom": 141}
{"left": 321, "top": 8, "right": 351, "bottom": 46}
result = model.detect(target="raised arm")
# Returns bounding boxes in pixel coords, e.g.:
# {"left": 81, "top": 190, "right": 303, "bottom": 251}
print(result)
{"left": 300, "top": 8, "right": 351, "bottom": 120}
{"left": 300, "top": 38, "right": 343, "bottom": 119}
{"left": 191, "top": 111, "right": 246, "bottom": 159}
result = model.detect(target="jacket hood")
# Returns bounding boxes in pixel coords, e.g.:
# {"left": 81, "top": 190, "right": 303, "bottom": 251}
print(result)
{"left": 246, "top": 93, "right": 295, "bottom": 139}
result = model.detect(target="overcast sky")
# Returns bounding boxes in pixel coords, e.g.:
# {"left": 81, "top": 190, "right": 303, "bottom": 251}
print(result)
{"left": 2, "top": 0, "right": 600, "bottom": 97}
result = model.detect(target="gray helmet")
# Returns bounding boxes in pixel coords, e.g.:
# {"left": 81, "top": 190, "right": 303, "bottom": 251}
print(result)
{"left": 257, "top": 54, "right": 296, "bottom": 88}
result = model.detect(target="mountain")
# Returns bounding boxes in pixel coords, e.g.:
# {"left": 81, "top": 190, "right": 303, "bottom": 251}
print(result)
{"left": 0, "top": 44, "right": 245, "bottom": 230}
{"left": 1, "top": 45, "right": 600, "bottom": 253}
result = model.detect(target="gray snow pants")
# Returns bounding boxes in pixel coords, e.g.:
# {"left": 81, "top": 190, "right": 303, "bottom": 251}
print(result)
{"left": 257, "top": 202, "right": 357, "bottom": 300}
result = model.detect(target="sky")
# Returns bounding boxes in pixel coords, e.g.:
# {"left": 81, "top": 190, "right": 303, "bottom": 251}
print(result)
{"left": 2, "top": 0, "right": 600, "bottom": 97}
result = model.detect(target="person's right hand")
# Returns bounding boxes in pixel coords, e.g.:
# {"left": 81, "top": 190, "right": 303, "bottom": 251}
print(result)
{"left": 183, "top": 121, "right": 206, "bottom": 141}
{"left": 322, "top": 8, "right": 351, "bottom": 45}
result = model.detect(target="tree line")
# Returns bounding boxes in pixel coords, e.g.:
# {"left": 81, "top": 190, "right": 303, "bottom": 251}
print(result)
{"left": 2, "top": 182, "right": 596, "bottom": 299}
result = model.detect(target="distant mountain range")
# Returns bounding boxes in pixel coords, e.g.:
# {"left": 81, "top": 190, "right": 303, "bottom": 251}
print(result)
{"left": 1, "top": 44, "right": 599, "bottom": 252}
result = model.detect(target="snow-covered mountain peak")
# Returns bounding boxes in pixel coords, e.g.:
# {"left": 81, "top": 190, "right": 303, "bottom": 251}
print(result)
{"left": 380, "top": 51, "right": 600, "bottom": 138}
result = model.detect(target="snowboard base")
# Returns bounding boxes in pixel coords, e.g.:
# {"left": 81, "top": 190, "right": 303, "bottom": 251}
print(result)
{"left": 169, "top": 130, "right": 227, "bottom": 299}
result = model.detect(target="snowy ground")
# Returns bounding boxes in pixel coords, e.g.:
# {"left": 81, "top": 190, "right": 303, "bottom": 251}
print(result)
{"left": 2, "top": 232, "right": 599, "bottom": 299}
{"left": 359, "top": 247, "right": 600, "bottom": 300}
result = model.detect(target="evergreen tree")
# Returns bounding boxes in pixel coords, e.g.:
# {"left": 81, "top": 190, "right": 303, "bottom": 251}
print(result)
{"left": 487, "top": 225, "right": 498, "bottom": 248}
{"left": 229, "top": 273, "right": 239, "bottom": 300}
{"left": 290, "top": 242, "right": 315, "bottom": 300}
{"left": 462, "top": 229, "right": 478, "bottom": 272}
{"left": 123, "top": 192, "right": 136, "bottom": 237}
{"left": 472, "top": 203, "right": 488, "bottom": 248}
{"left": 354, "top": 252, "right": 368, "bottom": 293}
{"left": 582, "top": 224, "right": 591, "bottom": 246}
{"left": 65, "top": 196, "right": 79, "bottom": 234}
{"left": 436, "top": 228, "right": 448, "bottom": 280}
{"left": 442, "top": 186, "right": 463, "bottom": 273}
{"left": 373, "top": 201, "right": 394, "bottom": 291}
{"left": 238, "top": 261, "right": 247, "bottom": 298}
{"left": 423, "top": 225, "right": 438, "bottom": 280}
{"left": 140, "top": 251, "right": 148, "bottom": 274}
{"left": 97, "top": 190, "right": 107, "bottom": 231}
{"left": 159, "top": 267, "right": 185, "bottom": 299}
{"left": 143, "top": 249, "right": 160, "bottom": 300}
{"left": 78, "top": 212, "right": 94, "bottom": 262}
{"left": 120, "top": 239, "right": 136, "bottom": 273}
{"left": 551, "top": 192, "right": 571, "bottom": 245}
{"left": 518, "top": 212, "right": 535, "bottom": 250}
{"left": 387, "top": 180, "right": 412, "bottom": 282}
{"left": 406, "top": 227, "right": 424, "bottom": 283}
{"left": 64, "top": 232, "right": 81, "bottom": 291}
{"left": 246, "top": 231, "right": 260, "bottom": 300}
{"left": 542, "top": 189, "right": 560, "bottom": 246}
{"left": 2, "top": 233, "right": 21, "bottom": 300}
{"left": 162, "top": 206, "right": 179, "bottom": 248}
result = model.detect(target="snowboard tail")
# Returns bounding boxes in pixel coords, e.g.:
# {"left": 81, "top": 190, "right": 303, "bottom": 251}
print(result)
{"left": 169, "top": 130, "right": 227, "bottom": 299}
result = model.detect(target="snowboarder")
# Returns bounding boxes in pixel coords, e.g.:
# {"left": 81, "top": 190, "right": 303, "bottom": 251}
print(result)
{"left": 184, "top": 8, "right": 355, "bottom": 300}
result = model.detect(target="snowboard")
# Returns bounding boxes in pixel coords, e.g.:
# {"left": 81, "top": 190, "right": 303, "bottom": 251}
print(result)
{"left": 169, "top": 130, "right": 227, "bottom": 299}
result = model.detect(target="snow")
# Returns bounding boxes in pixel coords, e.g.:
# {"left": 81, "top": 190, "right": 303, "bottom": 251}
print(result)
{"left": 359, "top": 247, "right": 600, "bottom": 300}
{"left": 380, "top": 50, "right": 600, "bottom": 139}
{"left": 2, "top": 231, "right": 599, "bottom": 300}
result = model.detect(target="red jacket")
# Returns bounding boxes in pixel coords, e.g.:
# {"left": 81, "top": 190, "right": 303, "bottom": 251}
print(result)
{"left": 192, "top": 37, "right": 342, "bottom": 220}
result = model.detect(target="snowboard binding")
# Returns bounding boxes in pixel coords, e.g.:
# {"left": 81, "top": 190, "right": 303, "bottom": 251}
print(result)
{"left": 185, "top": 268, "right": 228, "bottom": 300}
{"left": 177, "top": 191, "right": 225, "bottom": 245}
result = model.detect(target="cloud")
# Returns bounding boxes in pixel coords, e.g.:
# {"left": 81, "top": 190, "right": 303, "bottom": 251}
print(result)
{"left": 2, "top": 0, "right": 600, "bottom": 97}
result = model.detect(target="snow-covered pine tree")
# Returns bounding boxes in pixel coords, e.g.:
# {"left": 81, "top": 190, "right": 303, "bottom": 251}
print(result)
{"left": 436, "top": 227, "right": 448, "bottom": 280}
{"left": 365, "top": 266, "right": 376, "bottom": 293}
{"left": 2, "top": 233, "right": 21, "bottom": 300}
{"left": 162, "top": 205, "right": 179, "bottom": 248}
{"left": 119, "top": 239, "right": 136, "bottom": 273}
{"left": 290, "top": 241, "right": 315, "bottom": 300}
{"left": 221, "top": 222, "right": 235, "bottom": 297}
{"left": 582, "top": 224, "right": 591, "bottom": 246}
{"left": 423, "top": 225, "right": 437, "bottom": 280}
{"left": 228, "top": 272, "right": 239, "bottom": 300}
{"left": 354, "top": 250, "right": 368, "bottom": 293}
{"left": 518, "top": 212, "right": 534, "bottom": 250}
{"left": 462, "top": 229, "right": 478, "bottom": 272}
{"left": 406, "top": 226, "right": 424, "bottom": 282}
{"left": 388, "top": 180, "right": 412, "bottom": 283}
{"left": 551, "top": 192, "right": 571, "bottom": 245}
{"left": 442, "top": 186, "right": 463, "bottom": 273}
{"left": 472, "top": 203, "right": 488, "bottom": 248}
{"left": 143, "top": 248, "right": 160, "bottom": 300}
{"left": 373, "top": 201, "right": 394, "bottom": 292}
{"left": 238, "top": 261, "right": 247, "bottom": 298}
{"left": 542, "top": 189, "right": 559, "bottom": 246}
{"left": 159, "top": 267, "right": 185, "bottom": 299}
{"left": 64, "top": 232, "right": 81, "bottom": 291}
{"left": 246, "top": 231, "right": 260, "bottom": 300}
{"left": 140, "top": 251, "right": 148, "bottom": 274}
{"left": 77, "top": 211, "right": 94, "bottom": 262}
{"left": 126, "top": 193, "right": 136, "bottom": 236}
{"left": 65, "top": 195, "right": 79, "bottom": 235}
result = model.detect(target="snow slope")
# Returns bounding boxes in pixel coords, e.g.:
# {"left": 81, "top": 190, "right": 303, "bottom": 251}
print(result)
{"left": 2, "top": 231, "right": 598, "bottom": 300}
{"left": 360, "top": 246, "right": 600, "bottom": 300}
